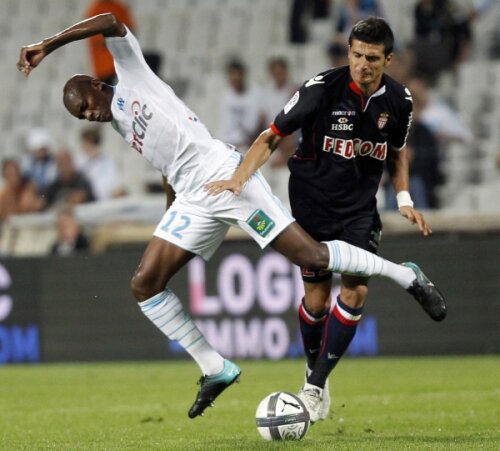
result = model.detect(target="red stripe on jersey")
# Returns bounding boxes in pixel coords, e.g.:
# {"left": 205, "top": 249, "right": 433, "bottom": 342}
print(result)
{"left": 333, "top": 304, "right": 360, "bottom": 326}
{"left": 270, "top": 122, "right": 288, "bottom": 137}
{"left": 349, "top": 80, "right": 362, "bottom": 94}
{"left": 349, "top": 80, "right": 365, "bottom": 110}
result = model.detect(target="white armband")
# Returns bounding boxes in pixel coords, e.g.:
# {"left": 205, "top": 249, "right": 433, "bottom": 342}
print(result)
{"left": 396, "top": 190, "right": 414, "bottom": 209}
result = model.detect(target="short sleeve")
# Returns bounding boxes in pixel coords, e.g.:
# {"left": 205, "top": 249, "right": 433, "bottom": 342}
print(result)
{"left": 389, "top": 87, "right": 413, "bottom": 150}
{"left": 105, "top": 27, "right": 152, "bottom": 80}
{"left": 271, "top": 75, "right": 326, "bottom": 136}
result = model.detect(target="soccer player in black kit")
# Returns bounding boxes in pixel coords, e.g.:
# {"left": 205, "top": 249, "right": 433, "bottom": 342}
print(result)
{"left": 206, "top": 16, "right": 446, "bottom": 423}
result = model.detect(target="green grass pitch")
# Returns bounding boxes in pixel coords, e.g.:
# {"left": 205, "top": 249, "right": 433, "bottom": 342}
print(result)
{"left": 0, "top": 356, "right": 498, "bottom": 450}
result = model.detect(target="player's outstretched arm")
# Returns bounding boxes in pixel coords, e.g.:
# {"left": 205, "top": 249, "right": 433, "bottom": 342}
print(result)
{"left": 17, "top": 13, "right": 126, "bottom": 77}
{"left": 204, "top": 128, "right": 282, "bottom": 196}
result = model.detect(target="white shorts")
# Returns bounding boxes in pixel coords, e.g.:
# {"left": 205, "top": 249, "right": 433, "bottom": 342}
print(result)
{"left": 153, "top": 153, "right": 294, "bottom": 260}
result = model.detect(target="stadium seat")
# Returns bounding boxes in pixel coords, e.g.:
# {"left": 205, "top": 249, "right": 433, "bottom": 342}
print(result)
{"left": 2, "top": 0, "right": 499, "bottom": 223}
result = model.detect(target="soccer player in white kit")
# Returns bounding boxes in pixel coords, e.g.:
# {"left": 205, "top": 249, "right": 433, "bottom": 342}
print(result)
{"left": 17, "top": 13, "right": 445, "bottom": 421}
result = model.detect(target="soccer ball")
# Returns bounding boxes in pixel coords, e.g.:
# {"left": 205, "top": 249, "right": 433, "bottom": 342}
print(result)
{"left": 255, "top": 391, "right": 310, "bottom": 441}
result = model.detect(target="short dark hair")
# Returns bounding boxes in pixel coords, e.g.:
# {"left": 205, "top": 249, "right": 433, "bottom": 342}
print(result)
{"left": 348, "top": 16, "right": 394, "bottom": 56}
{"left": 226, "top": 58, "right": 245, "bottom": 73}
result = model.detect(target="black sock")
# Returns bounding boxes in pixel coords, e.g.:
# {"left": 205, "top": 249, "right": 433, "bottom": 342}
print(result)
{"left": 298, "top": 298, "right": 329, "bottom": 371}
{"left": 308, "top": 296, "right": 363, "bottom": 388}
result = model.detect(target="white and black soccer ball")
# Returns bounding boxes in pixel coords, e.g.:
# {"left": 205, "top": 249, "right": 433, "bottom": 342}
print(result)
{"left": 255, "top": 391, "right": 310, "bottom": 441}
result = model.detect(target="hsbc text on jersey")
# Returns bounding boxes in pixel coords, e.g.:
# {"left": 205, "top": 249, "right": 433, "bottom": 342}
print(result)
{"left": 331, "top": 123, "right": 354, "bottom": 131}
{"left": 272, "top": 66, "right": 412, "bottom": 217}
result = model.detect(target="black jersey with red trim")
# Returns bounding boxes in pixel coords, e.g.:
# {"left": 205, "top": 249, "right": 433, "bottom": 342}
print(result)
{"left": 271, "top": 65, "right": 412, "bottom": 225}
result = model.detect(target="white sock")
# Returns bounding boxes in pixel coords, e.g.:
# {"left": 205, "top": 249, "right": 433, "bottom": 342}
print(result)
{"left": 324, "top": 240, "right": 415, "bottom": 289}
{"left": 139, "top": 289, "right": 224, "bottom": 375}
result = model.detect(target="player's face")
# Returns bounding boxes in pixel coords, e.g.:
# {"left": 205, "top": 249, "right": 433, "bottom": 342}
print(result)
{"left": 348, "top": 40, "right": 392, "bottom": 94}
{"left": 66, "top": 80, "right": 113, "bottom": 123}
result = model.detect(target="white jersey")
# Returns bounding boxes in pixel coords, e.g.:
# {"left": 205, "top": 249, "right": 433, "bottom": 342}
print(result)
{"left": 105, "top": 28, "right": 234, "bottom": 193}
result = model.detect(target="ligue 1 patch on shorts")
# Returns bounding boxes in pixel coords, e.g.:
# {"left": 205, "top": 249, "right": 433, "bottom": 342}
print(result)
{"left": 246, "top": 209, "right": 275, "bottom": 237}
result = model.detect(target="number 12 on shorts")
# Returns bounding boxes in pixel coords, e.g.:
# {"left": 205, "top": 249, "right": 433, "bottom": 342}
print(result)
{"left": 160, "top": 210, "right": 191, "bottom": 239}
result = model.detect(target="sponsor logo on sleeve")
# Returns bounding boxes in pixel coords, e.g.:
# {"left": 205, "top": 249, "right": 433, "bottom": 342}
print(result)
{"left": 404, "top": 87, "right": 413, "bottom": 102}
{"left": 305, "top": 75, "right": 325, "bottom": 87}
{"left": 284, "top": 91, "right": 299, "bottom": 114}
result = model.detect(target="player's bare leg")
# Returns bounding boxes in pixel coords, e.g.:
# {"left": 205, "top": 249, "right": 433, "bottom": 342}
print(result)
{"left": 131, "top": 237, "right": 194, "bottom": 301}
{"left": 131, "top": 237, "right": 241, "bottom": 418}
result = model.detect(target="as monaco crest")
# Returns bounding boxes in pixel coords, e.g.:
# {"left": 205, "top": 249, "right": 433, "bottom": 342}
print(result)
{"left": 378, "top": 112, "right": 389, "bottom": 129}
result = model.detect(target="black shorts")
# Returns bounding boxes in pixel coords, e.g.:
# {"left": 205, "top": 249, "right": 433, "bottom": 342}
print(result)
{"left": 299, "top": 214, "right": 382, "bottom": 283}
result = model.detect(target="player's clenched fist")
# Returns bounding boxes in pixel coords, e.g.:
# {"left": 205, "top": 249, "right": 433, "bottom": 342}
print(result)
{"left": 17, "top": 42, "right": 47, "bottom": 76}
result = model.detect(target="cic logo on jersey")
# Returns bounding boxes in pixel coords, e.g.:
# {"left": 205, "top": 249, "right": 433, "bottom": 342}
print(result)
{"left": 131, "top": 100, "right": 153, "bottom": 154}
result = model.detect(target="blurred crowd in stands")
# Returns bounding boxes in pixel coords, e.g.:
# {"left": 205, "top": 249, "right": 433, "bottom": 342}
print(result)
{"left": 2, "top": 0, "right": 499, "bottom": 255}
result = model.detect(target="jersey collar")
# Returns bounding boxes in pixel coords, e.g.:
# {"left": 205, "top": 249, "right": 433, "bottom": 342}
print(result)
{"left": 349, "top": 79, "right": 386, "bottom": 112}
